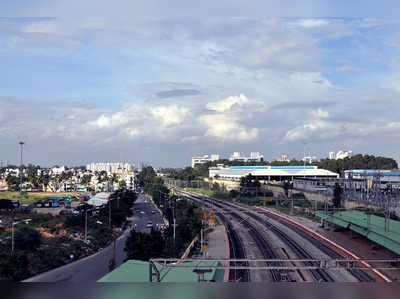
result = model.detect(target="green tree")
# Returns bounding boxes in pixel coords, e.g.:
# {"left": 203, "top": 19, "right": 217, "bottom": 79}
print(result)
{"left": 333, "top": 184, "right": 342, "bottom": 207}
{"left": 138, "top": 166, "right": 157, "bottom": 186}
{"left": 124, "top": 228, "right": 164, "bottom": 261}
{"left": 119, "top": 180, "right": 126, "bottom": 188}
{"left": 13, "top": 225, "right": 42, "bottom": 252}
{"left": 282, "top": 181, "right": 291, "bottom": 197}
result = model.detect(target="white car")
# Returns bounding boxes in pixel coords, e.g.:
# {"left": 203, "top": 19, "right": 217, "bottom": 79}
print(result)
{"left": 147, "top": 221, "right": 153, "bottom": 228}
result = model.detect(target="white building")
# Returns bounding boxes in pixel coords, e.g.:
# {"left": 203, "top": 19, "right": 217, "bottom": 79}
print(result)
{"left": 126, "top": 173, "right": 136, "bottom": 190}
{"left": 138, "top": 162, "right": 148, "bottom": 171}
{"left": 329, "top": 151, "right": 353, "bottom": 160}
{"left": 52, "top": 166, "right": 67, "bottom": 176}
{"left": 5, "top": 168, "right": 20, "bottom": 176}
{"left": 87, "top": 163, "right": 134, "bottom": 173}
{"left": 209, "top": 165, "right": 338, "bottom": 181}
{"left": 191, "top": 154, "right": 220, "bottom": 168}
{"left": 302, "top": 156, "right": 318, "bottom": 163}
{"left": 229, "top": 152, "right": 263, "bottom": 163}
{"left": 272, "top": 154, "right": 294, "bottom": 162}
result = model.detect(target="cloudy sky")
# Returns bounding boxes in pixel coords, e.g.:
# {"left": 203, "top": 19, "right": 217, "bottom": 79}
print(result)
{"left": 1, "top": 17, "right": 400, "bottom": 168}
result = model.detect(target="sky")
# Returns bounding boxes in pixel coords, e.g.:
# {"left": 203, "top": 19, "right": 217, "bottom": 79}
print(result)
{"left": 1, "top": 17, "right": 400, "bottom": 168}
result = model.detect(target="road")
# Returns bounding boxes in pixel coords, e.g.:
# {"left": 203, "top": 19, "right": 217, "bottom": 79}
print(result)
{"left": 23, "top": 192, "right": 164, "bottom": 282}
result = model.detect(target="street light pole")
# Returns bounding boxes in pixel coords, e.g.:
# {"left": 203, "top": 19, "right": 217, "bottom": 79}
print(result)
{"left": 12, "top": 219, "right": 31, "bottom": 251}
{"left": 109, "top": 199, "right": 111, "bottom": 228}
{"left": 303, "top": 142, "right": 307, "bottom": 178}
{"left": 12, "top": 221, "right": 20, "bottom": 251}
{"left": 19, "top": 142, "right": 25, "bottom": 210}
{"left": 85, "top": 208, "right": 93, "bottom": 242}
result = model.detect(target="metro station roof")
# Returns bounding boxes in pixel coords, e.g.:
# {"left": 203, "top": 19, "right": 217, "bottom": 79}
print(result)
{"left": 316, "top": 210, "right": 400, "bottom": 255}
{"left": 97, "top": 260, "right": 225, "bottom": 282}
{"left": 210, "top": 165, "right": 338, "bottom": 179}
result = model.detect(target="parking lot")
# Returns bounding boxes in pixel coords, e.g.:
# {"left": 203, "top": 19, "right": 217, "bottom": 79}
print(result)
{"left": 36, "top": 201, "right": 80, "bottom": 215}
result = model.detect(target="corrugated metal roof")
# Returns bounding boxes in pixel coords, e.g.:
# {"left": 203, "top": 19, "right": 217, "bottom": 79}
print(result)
{"left": 316, "top": 211, "right": 400, "bottom": 254}
{"left": 97, "top": 260, "right": 225, "bottom": 282}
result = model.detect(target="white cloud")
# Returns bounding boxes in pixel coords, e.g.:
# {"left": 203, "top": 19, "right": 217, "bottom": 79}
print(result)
{"left": 198, "top": 94, "right": 268, "bottom": 142}
{"left": 290, "top": 19, "right": 330, "bottom": 28}
{"left": 17, "top": 18, "right": 324, "bottom": 72}
{"left": 310, "top": 108, "right": 329, "bottom": 118}
{"left": 200, "top": 114, "right": 261, "bottom": 142}
{"left": 205, "top": 94, "right": 267, "bottom": 113}
{"left": 335, "top": 64, "right": 368, "bottom": 73}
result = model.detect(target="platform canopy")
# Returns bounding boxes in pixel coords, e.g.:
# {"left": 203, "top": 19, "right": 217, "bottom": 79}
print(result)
{"left": 316, "top": 210, "right": 400, "bottom": 255}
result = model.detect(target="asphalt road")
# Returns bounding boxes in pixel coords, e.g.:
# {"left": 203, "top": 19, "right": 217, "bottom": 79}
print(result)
{"left": 23, "top": 193, "right": 164, "bottom": 282}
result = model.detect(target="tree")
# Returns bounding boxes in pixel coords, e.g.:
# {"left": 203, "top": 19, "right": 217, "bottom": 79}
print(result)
{"left": 333, "top": 183, "right": 342, "bottom": 207}
{"left": 282, "top": 181, "right": 291, "bottom": 197}
{"left": 138, "top": 166, "right": 157, "bottom": 186}
{"left": 119, "top": 180, "right": 126, "bottom": 188}
{"left": 13, "top": 225, "right": 42, "bottom": 252}
{"left": 124, "top": 228, "right": 164, "bottom": 261}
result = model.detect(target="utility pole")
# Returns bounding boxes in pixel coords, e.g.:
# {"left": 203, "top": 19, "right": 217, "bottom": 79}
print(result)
{"left": 19, "top": 142, "right": 25, "bottom": 210}
{"left": 303, "top": 142, "right": 307, "bottom": 178}
{"left": 109, "top": 199, "right": 111, "bottom": 228}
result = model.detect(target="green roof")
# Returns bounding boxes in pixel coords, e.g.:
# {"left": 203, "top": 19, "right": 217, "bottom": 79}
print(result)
{"left": 316, "top": 210, "right": 400, "bottom": 254}
{"left": 97, "top": 260, "right": 225, "bottom": 282}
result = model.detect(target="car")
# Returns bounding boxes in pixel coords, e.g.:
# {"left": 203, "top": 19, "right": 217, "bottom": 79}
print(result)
{"left": 59, "top": 210, "right": 70, "bottom": 216}
{"left": 36, "top": 200, "right": 44, "bottom": 208}
{"left": 141, "top": 211, "right": 145, "bottom": 214}
{"left": 147, "top": 221, "right": 153, "bottom": 228}
{"left": 151, "top": 209, "right": 155, "bottom": 214}
{"left": 20, "top": 205, "right": 37, "bottom": 214}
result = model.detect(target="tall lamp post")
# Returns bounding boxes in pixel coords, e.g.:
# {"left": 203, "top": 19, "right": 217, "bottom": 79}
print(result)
{"left": 19, "top": 142, "right": 25, "bottom": 210}
{"left": 303, "top": 142, "right": 307, "bottom": 178}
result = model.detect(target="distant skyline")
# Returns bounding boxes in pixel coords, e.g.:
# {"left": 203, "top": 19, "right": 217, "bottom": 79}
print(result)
{"left": 1, "top": 18, "right": 400, "bottom": 168}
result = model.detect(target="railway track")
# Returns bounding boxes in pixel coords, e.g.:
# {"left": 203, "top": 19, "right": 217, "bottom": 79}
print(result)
{"left": 175, "top": 189, "right": 375, "bottom": 282}
{"left": 249, "top": 210, "right": 375, "bottom": 282}
{"left": 216, "top": 212, "right": 250, "bottom": 282}
{"left": 229, "top": 212, "right": 288, "bottom": 281}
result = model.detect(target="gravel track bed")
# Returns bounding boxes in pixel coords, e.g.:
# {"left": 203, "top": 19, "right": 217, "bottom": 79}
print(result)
{"left": 180, "top": 190, "right": 367, "bottom": 282}
{"left": 246, "top": 210, "right": 359, "bottom": 282}
{"left": 229, "top": 214, "right": 274, "bottom": 282}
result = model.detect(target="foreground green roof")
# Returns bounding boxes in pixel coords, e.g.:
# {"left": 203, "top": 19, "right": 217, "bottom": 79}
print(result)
{"left": 97, "top": 260, "right": 225, "bottom": 282}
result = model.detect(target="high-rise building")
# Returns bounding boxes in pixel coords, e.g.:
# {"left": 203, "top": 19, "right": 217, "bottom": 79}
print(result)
{"left": 138, "top": 162, "right": 149, "bottom": 171}
{"left": 272, "top": 154, "right": 294, "bottom": 162}
{"left": 329, "top": 151, "right": 353, "bottom": 160}
{"left": 302, "top": 156, "right": 318, "bottom": 163}
{"left": 191, "top": 155, "right": 220, "bottom": 168}
{"left": 229, "top": 152, "right": 263, "bottom": 162}
{"left": 87, "top": 162, "right": 135, "bottom": 173}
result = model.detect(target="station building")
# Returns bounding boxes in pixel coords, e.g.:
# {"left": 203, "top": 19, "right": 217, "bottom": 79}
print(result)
{"left": 209, "top": 165, "right": 339, "bottom": 182}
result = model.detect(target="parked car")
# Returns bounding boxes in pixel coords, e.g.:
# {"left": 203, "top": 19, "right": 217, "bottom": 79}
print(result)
{"left": 43, "top": 200, "right": 52, "bottom": 207}
{"left": 36, "top": 200, "right": 44, "bottom": 208}
{"left": 20, "top": 205, "right": 37, "bottom": 214}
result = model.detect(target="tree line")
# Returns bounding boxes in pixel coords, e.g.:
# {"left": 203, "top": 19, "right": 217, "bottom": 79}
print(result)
{"left": 165, "top": 154, "right": 398, "bottom": 182}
